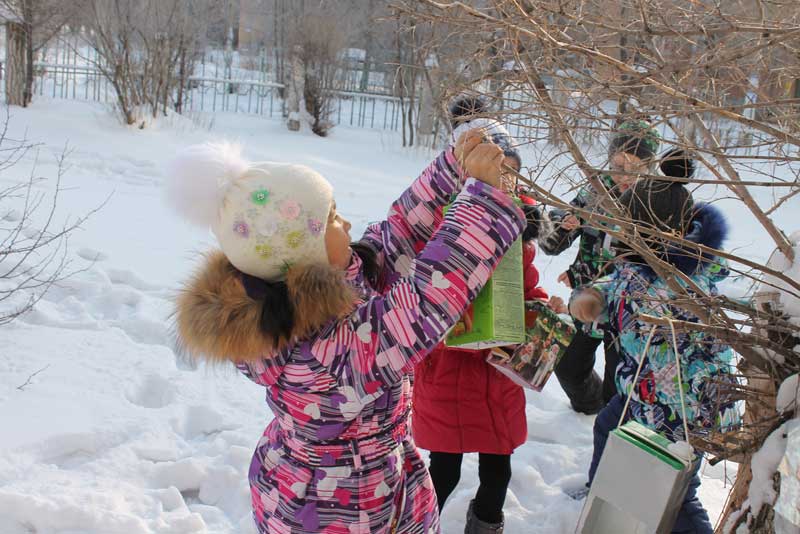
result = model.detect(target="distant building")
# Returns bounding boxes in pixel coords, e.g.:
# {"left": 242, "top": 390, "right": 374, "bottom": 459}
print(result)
{"left": 238, "top": 0, "right": 268, "bottom": 54}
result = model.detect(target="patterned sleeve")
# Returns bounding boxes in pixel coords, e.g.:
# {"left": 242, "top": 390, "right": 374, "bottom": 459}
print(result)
{"left": 604, "top": 266, "right": 740, "bottom": 436}
{"left": 704, "top": 257, "right": 730, "bottom": 285}
{"left": 235, "top": 352, "right": 287, "bottom": 387}
{"left": 344, "top": 178, "right": 525, "bottom": 385}
{"left": 600, "top": 271, "right": 648, "bottom": 335}
{"left": 600, "top": 268, "right": 687, "bottom": 387}
{"left": 360, "top": 148, "right": 465, "bottom": 290}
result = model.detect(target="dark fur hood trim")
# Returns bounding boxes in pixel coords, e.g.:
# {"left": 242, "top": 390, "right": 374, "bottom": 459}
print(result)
{"left": 666, "top": 201, "right": 729, "bottom": 274}
{"left": 174, "top": 250, "right": 355, "bottom": 364}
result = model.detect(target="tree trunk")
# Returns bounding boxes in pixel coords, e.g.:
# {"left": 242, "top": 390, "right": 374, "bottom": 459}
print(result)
{"left": 395, "top": 21, "right": 407, "bottom": 147}
{"left": 116, "top": 89, "right": 136, "bottom": 125}
{"left": 360, "top": 53, "right": 371, "bottom": 92}
{"left": 360, "top": 0, "right": 375, "bottom": 92}
{"left": 176, "top": 47, "right": 187, "bottom": 114}
{"left": 419, "top": 63, "right": 442, "bottom": 147}
{"left": 717, "top": 281, "right": 782, "bottom": 533}
{"left": 417, "top": 74, "right": 436, "bottom": 141}
{"left": 407, "top": 73, "right": 415, "bottom": 147}
{"left": 399, "top": 85, "right": 407, "bottom": 147}
{"left": 111, "top": 65, "right": 136, "bottom": 126}
{"left": 275, "top": 0, "right": 286, "bottom": 101}
{"left": 715, "top": 370, "right": 776, "bottom": 533}
{"left": 5, "top": 22, "right": 27, "bottom": 106}
{"left": 23, "top": 0, "right": 34, "bottom": 107}
{"left": 286, "top": 44, "right": 303, "bottom": 131}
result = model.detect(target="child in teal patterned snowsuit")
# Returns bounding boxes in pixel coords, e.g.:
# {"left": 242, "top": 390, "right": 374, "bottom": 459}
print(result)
{"left": 571, "top": 179, "right": 740, "bottom": 533}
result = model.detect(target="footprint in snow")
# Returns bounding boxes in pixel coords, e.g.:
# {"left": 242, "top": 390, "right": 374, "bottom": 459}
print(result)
{"left": 125, "top": 373, "right": 177, "bottom": 409}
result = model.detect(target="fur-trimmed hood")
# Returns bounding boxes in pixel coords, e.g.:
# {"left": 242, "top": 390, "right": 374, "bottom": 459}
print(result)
{"left": 174, "top": 250, "right": 356, "bottom": 364}
{"left": 666, "top": 201, "right": 729, "bottom": 275}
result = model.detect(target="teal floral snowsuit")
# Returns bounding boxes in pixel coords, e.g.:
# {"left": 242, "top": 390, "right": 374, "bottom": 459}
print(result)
{"left": 585, "top": 202, "right": 740, "bottom": 533}
{"left": 589, "top": 201, "right": 740, "bottom": 443}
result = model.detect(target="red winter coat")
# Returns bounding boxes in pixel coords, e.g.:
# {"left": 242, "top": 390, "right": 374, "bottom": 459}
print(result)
{"left": 412, "top": 240, "right": 547, "bottom": 454}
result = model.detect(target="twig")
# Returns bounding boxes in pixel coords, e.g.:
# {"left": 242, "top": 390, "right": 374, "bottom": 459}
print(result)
{"left": 690, "top": 115, "right": 795, "bottom": 262}
{"left": 416, "top": 0, "right": 800, "bottom": 148}
{"left": 16, "top": 364, "right": 51, "bottom": 391}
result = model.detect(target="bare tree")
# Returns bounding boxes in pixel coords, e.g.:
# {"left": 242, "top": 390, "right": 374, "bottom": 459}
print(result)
{"left": 78, "top": 0, "right": 213, "bottom": 126}
{"left": 268, "top": 2, "right": 350, "bottom": 136}
{"left": 298, "top": 13, "right": 348, "bottom": 136}
{"left": 1, "top": 0, "right": 74, "bottom": 106}
{"left": 285, "top": 43, "right": 304, "bottom": 132}
{"left": 0, "top": 110, "right": 95, "bottom": 324}
{"left": 393, "top": 12, "right": 443, "bottom": 146}
{"left": 394, "top": 1, "right": 800, "bottom": 531}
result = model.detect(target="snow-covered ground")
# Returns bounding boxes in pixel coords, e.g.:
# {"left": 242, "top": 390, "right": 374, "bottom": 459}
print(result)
{"left": 2, "top": 99, "right": 793, "bottom": 533}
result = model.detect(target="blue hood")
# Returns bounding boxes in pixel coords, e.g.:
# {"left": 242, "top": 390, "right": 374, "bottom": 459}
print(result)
{"left": 666, "top": 202, "right": 729, "bottom": 275}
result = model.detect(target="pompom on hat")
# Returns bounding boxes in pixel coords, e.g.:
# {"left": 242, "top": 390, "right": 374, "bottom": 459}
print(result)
{"left": 167, "top": 142, "right": 334, "bottom": 281}
{"left": 659, "top": 148, "right": 696, "bottom": 183}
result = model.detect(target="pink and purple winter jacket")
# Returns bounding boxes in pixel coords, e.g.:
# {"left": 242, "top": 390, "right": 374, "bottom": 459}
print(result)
{"left": 232, "top": 149, "right": 525, "bottom": 533}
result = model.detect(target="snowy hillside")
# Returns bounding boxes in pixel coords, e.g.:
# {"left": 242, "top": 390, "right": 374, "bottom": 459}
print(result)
{"left": 2, "top": 99, "right": 788, "bottom": 533}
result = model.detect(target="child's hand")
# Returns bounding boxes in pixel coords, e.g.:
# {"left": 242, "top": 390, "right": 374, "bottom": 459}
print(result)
{"left": 462, "top": 310, "right": 473, "bottom": 333}
{"left": 454, "top": 129, "right": 484, "bottom": 163}
{"left": 454, "top": 128, "right": 507, "bottom": 191}
{"left": 464, "top": 142, "right": 505, "bottom": 189}
{"left": 557, "top": 271, "right": 572, "bottom": 288}
{"left": 547, "top": 295, "right": 567, "bottom": 314}
{"left": 569, "top": 289, "right": 604, "bottom": 323}
{"left": 561, "top": 215, "right": 580, "bottom": 231}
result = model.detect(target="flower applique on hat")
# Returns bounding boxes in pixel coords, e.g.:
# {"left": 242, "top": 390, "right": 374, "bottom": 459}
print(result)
{"left": 166, "top": 142, "right": 334, "bottom": 281}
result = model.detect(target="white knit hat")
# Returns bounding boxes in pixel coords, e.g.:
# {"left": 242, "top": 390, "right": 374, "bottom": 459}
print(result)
{"left": 167, "top": 142, "right": 334, "bottom": 280}
{"left": 451, "top": 117, "right": 513, "bottom": 150}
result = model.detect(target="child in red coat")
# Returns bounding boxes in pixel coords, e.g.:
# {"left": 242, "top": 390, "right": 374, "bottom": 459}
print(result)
{"left": 412, "top": 108, "right": 559, "bottom": 532}
{"left": 412, "top": 238, "right": 548, "bottom": 531}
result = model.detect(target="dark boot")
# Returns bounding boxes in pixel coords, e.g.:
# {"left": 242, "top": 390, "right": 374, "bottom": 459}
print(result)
{"left": 464, "top": 500, "right": 504, "bottom": 534}
{"left": 559, "top": 370, "right": 604, "bottom": 415}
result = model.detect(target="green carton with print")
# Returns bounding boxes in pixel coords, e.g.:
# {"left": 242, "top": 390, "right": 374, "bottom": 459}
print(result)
{"left": 445, "top": 237, "right": 525, "bottom": 349}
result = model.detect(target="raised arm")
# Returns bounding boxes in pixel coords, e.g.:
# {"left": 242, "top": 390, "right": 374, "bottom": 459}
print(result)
{"left": 349, "top": 178, "right": 526, "bottom": 385}
{"left": 537, "top": 186, "right": 590, "bottom": 257}
{"left": 358, "top": 150, "right": 461, "bottom": 285}
{"left": 359, "top": 132, "right": 494, "bottom": 289}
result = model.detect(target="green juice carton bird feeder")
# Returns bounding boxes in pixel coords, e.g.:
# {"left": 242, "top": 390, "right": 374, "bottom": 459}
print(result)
{"left": 576, "top": 420, "right": 695, "bottom": 534}
{"left": 443, "top": 196, "right": 526, "bottom": 349}
{"left": 445, "top": 235, "right": 526, "bottom": 350}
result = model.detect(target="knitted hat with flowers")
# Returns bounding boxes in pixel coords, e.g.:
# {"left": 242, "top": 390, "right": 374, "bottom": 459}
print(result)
{"left": 167, "top": 142, "right": 333, "bottom": 281}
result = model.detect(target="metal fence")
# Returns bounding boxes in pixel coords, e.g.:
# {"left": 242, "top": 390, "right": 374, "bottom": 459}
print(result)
{"left": 6, "top": 61, "right": 762, "bottom": 156}
{"left": 182, "top": 77, "right": 284, "bottom": 118}
{"left": 20, "top": 61, "right": 407, "bottom": 131}
{"left": 0, "top": 27, "right": 405, "bottom": 132}
{"left": 181, "top": 78, "right": 406, "bottom": 130}
{"left": 4, "top": 29, "right": 543, "bottom": 138}
{"left": 1, "top": 28, "right": 770, "bottom": 150}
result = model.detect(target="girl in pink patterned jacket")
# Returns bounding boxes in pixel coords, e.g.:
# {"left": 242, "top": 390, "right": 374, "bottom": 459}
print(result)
{"left": 170, "top": 129, "right": 525, "bottom": 534}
